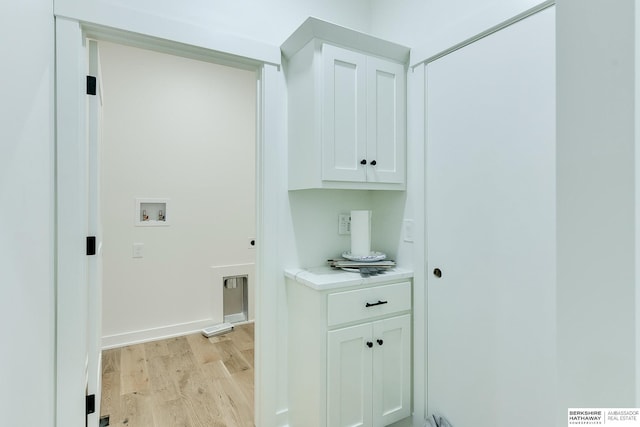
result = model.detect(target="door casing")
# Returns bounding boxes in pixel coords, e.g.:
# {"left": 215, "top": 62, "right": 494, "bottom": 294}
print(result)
{"left": 55, "top": 17, "right": 283, "bottom": 427}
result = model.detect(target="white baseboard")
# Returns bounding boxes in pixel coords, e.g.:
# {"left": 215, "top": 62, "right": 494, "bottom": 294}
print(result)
{"left": 101, "top": 318, "right": 215, "bottom": 349}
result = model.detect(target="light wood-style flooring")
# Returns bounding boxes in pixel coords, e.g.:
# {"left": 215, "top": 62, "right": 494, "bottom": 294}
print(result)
{"left": 100, "top": 323, "right": 254, "bottom": 427}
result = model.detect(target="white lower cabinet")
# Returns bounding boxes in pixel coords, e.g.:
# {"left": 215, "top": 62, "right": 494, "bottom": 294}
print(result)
{"left": 285, "top": 271, "right": 412, "bottom": 427}
{"left": 328, "top": 314, "right": 411, "bottom": 427}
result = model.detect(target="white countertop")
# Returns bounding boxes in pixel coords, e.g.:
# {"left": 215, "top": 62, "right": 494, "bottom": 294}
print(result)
{"left": 284, "top": 266, "right": 413, "bottom": 291}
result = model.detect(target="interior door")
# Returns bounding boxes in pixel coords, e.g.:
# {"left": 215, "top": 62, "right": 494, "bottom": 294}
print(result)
{"left": 425, "top": 7, "right": 556, "bottom": 427}
{"left": 86, "top": 39, "right": 104, "bottom": 427}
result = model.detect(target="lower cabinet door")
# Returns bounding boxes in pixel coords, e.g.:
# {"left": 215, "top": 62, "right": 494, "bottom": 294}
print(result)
{"left": 328, "top": 323, "right": 374, "bottom": 427}
{"left": 372, "top": 314, "right": 411, "bottom": 427}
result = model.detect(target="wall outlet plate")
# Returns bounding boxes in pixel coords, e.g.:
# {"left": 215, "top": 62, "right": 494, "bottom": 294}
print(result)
{"left": 132, "top": 243, "right": 144, "bottom": 258}
{"left": 403, "top": 219, "right": 415, "bottom": 242}
{"left": 338, "top": 214, "right": 351, "bottom": 235}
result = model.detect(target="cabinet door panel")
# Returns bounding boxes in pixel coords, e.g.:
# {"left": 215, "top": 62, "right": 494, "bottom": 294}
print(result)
{"left": 328, "top": 323, "right": 373, "bottom": 427}
{"left": 366, "top": 57, "right": 405, "bottom": 184}
{"left": 372, "top": 314, "right": 411, "bottom": 427}
{"left": 322, "top": 44, "right": 367, "bottom": 182}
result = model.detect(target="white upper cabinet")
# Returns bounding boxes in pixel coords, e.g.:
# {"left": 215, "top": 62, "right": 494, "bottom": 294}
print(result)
{"left": 282, "top": 18, "right": 409, "bottom": 190}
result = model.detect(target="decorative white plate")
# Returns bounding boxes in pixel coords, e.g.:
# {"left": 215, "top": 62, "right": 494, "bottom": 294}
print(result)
{"left": 341, "top": 251, "right": 387, "bottom": 262}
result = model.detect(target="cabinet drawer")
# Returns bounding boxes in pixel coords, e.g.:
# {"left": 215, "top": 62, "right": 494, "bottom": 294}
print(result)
{"left": 327, "top": 281, "right": 411, "bottom": 327}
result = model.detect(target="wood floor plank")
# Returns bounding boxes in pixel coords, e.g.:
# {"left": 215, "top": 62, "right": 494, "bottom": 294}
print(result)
{"left": 102, "top": 348, "right": 120, "bottom": 374}
{"left": 151, "top": 397, "right": 193, "bottom": 427}
{"left": 231, "top": 368, "right": 254, "bottom": 410}
{"left": 101, "top": 323, "right": 254, "bottom": 427}
{"left": 241, "top": 348, "right": 254, "bottom": 369}
{"left": 120, "top": 343, "right": 150, "bottom": 395}
{"left": 144, "top": 339, "right": 170, "bottom": 359}
{"left": 187, "top": 333, "right": 222, "bottom": 365}
{"left": 216, "top": 340, "right": 252, "bottom": 375}
{"left": 200, "top": 359, "right": 232, "bottom": 380}
{"left": 165, "top": 336, "right": 192, "bottom": 355}
{"left": 232, "top": 325, "right": 254, "bottom": 352}
{"left": 208, "top": 377, "right": 253, "bottom": 427}
{"left": 120, "top": 392, "right": 155, "bottom": 427}
{"left": 100, "top": 371, "right": 122, "bottom": 422}
{"left": 146, "top": 354, "right": 179, "bottom": 403}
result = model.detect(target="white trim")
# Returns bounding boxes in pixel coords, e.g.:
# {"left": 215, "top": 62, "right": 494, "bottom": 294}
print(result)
{"left": 254, "top": 62, "right": 286, "bottom": 427}
{"left": 636, "top": 0, "right": 640, "bottom": 408}
{"left": 55, "top": 16, "right": 89, "bottom": 427}
{"left": 101, "top": 318, "right": 216, "bottom": 349}
{"left": 410, "top": 0, "right": 555, "bottom": 67}
{"left": 54, "top": 3, "right": 281, "bottom": 66}
{"left": 56, "top": 19, "right": 281, "bottom": 427}
{"left": 407, "top": 64, "right": 427, "bottom": 424}
{"left": 281, "top": 17, "right": 410, "bottom": 63}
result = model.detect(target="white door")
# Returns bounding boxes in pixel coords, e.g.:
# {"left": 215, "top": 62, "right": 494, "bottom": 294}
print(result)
{"left": 425, "top": 7, "right": 556, "bottom": 427}
{"left": 372, "top": 314, "right": 411, "bottom": 427}
{"left": 365, "top": 57, "right": 405, "bottom": 184}
{"left": 322, "top": 44, "right": 367, "bottom": 182}
{"left": 86, "top": 39, "right": 104, "bottom": 427}
{"left": 56, "top": 18, "right": 92, "bottom": 426}
{"left": 327, "top": 323, "right": 373, "bottom": 427}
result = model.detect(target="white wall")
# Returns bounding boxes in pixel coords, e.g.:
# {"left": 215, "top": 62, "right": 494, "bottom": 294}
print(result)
{"left": 99, "top": 41, "right": 256, "bottom": 346}
{"left": 557, "top": 0, "right": 637, "bottom": 420}
{"left": 0, "top": 0, "right": 55, "bottom": 425}
{"left": 287, "top": 190, "right": 407, "bottom": 269}
{"left": 370, "top": 0, "right": 545, "bottom": 64}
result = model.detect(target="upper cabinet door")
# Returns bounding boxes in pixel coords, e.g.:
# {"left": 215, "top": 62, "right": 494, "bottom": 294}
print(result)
{"left": 366, "top": 57, "right": 406, "bottom": 184}
{"left": 322, "top": 44, "right": 367, "bottom": 182}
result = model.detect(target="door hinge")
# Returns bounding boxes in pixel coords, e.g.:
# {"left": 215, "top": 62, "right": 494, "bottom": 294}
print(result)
{"left": 86, "top": 236, "right": 96, "bottom": 256}
{"left": 86, "top": 394, "right": 96, "bottom": 415}
{"left": 86, "top": 75, "right": 97, "bottom": 95}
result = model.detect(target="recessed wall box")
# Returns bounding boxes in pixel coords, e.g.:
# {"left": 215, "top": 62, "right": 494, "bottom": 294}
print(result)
{"left": 135, "top": 198, "right": 170, "bottom": 226}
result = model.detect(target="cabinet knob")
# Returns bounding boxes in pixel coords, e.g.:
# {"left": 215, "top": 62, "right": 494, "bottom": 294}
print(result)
{"left": 370, "top": 160, "right": 377, "bottom": 166}
{"left": 360, "top": 159, "right": 367, "bottom": 165}
{"left": 377, "top": 339, "right": 383, "bottom": 346}
{"left": 366, "top": 341, "right": 373, "bottom": 348}
{"left": 433, "top": 268, "right": 442, "bottom": 278}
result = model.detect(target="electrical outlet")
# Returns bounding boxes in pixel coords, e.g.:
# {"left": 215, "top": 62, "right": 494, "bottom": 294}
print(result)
{"left": 338, "top": 214, "right": 351, "bottom": 235}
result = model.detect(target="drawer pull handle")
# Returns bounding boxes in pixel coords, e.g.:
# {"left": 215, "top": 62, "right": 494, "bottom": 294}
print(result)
{"left": 365, "top": 300, "right": 388, "bottom": 308}
{"left": 377, "top": 339, "right": 384, "bottom": 346}
{"left": 366, "top": 341, "right": 373, "bottom": 348}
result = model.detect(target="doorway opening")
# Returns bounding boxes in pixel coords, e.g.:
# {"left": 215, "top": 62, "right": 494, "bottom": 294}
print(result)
{"left": 95, "top": 39, "right": 257, "bottom": 425}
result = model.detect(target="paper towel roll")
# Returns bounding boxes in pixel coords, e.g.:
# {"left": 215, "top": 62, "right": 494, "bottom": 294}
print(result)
{"left": 350, "top": 210, "right": 371, "bottom": 256}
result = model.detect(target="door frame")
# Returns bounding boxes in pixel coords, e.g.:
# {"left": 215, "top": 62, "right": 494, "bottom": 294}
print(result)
{"left": 55, "top": 17, "right": 284, "bottom": 427}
